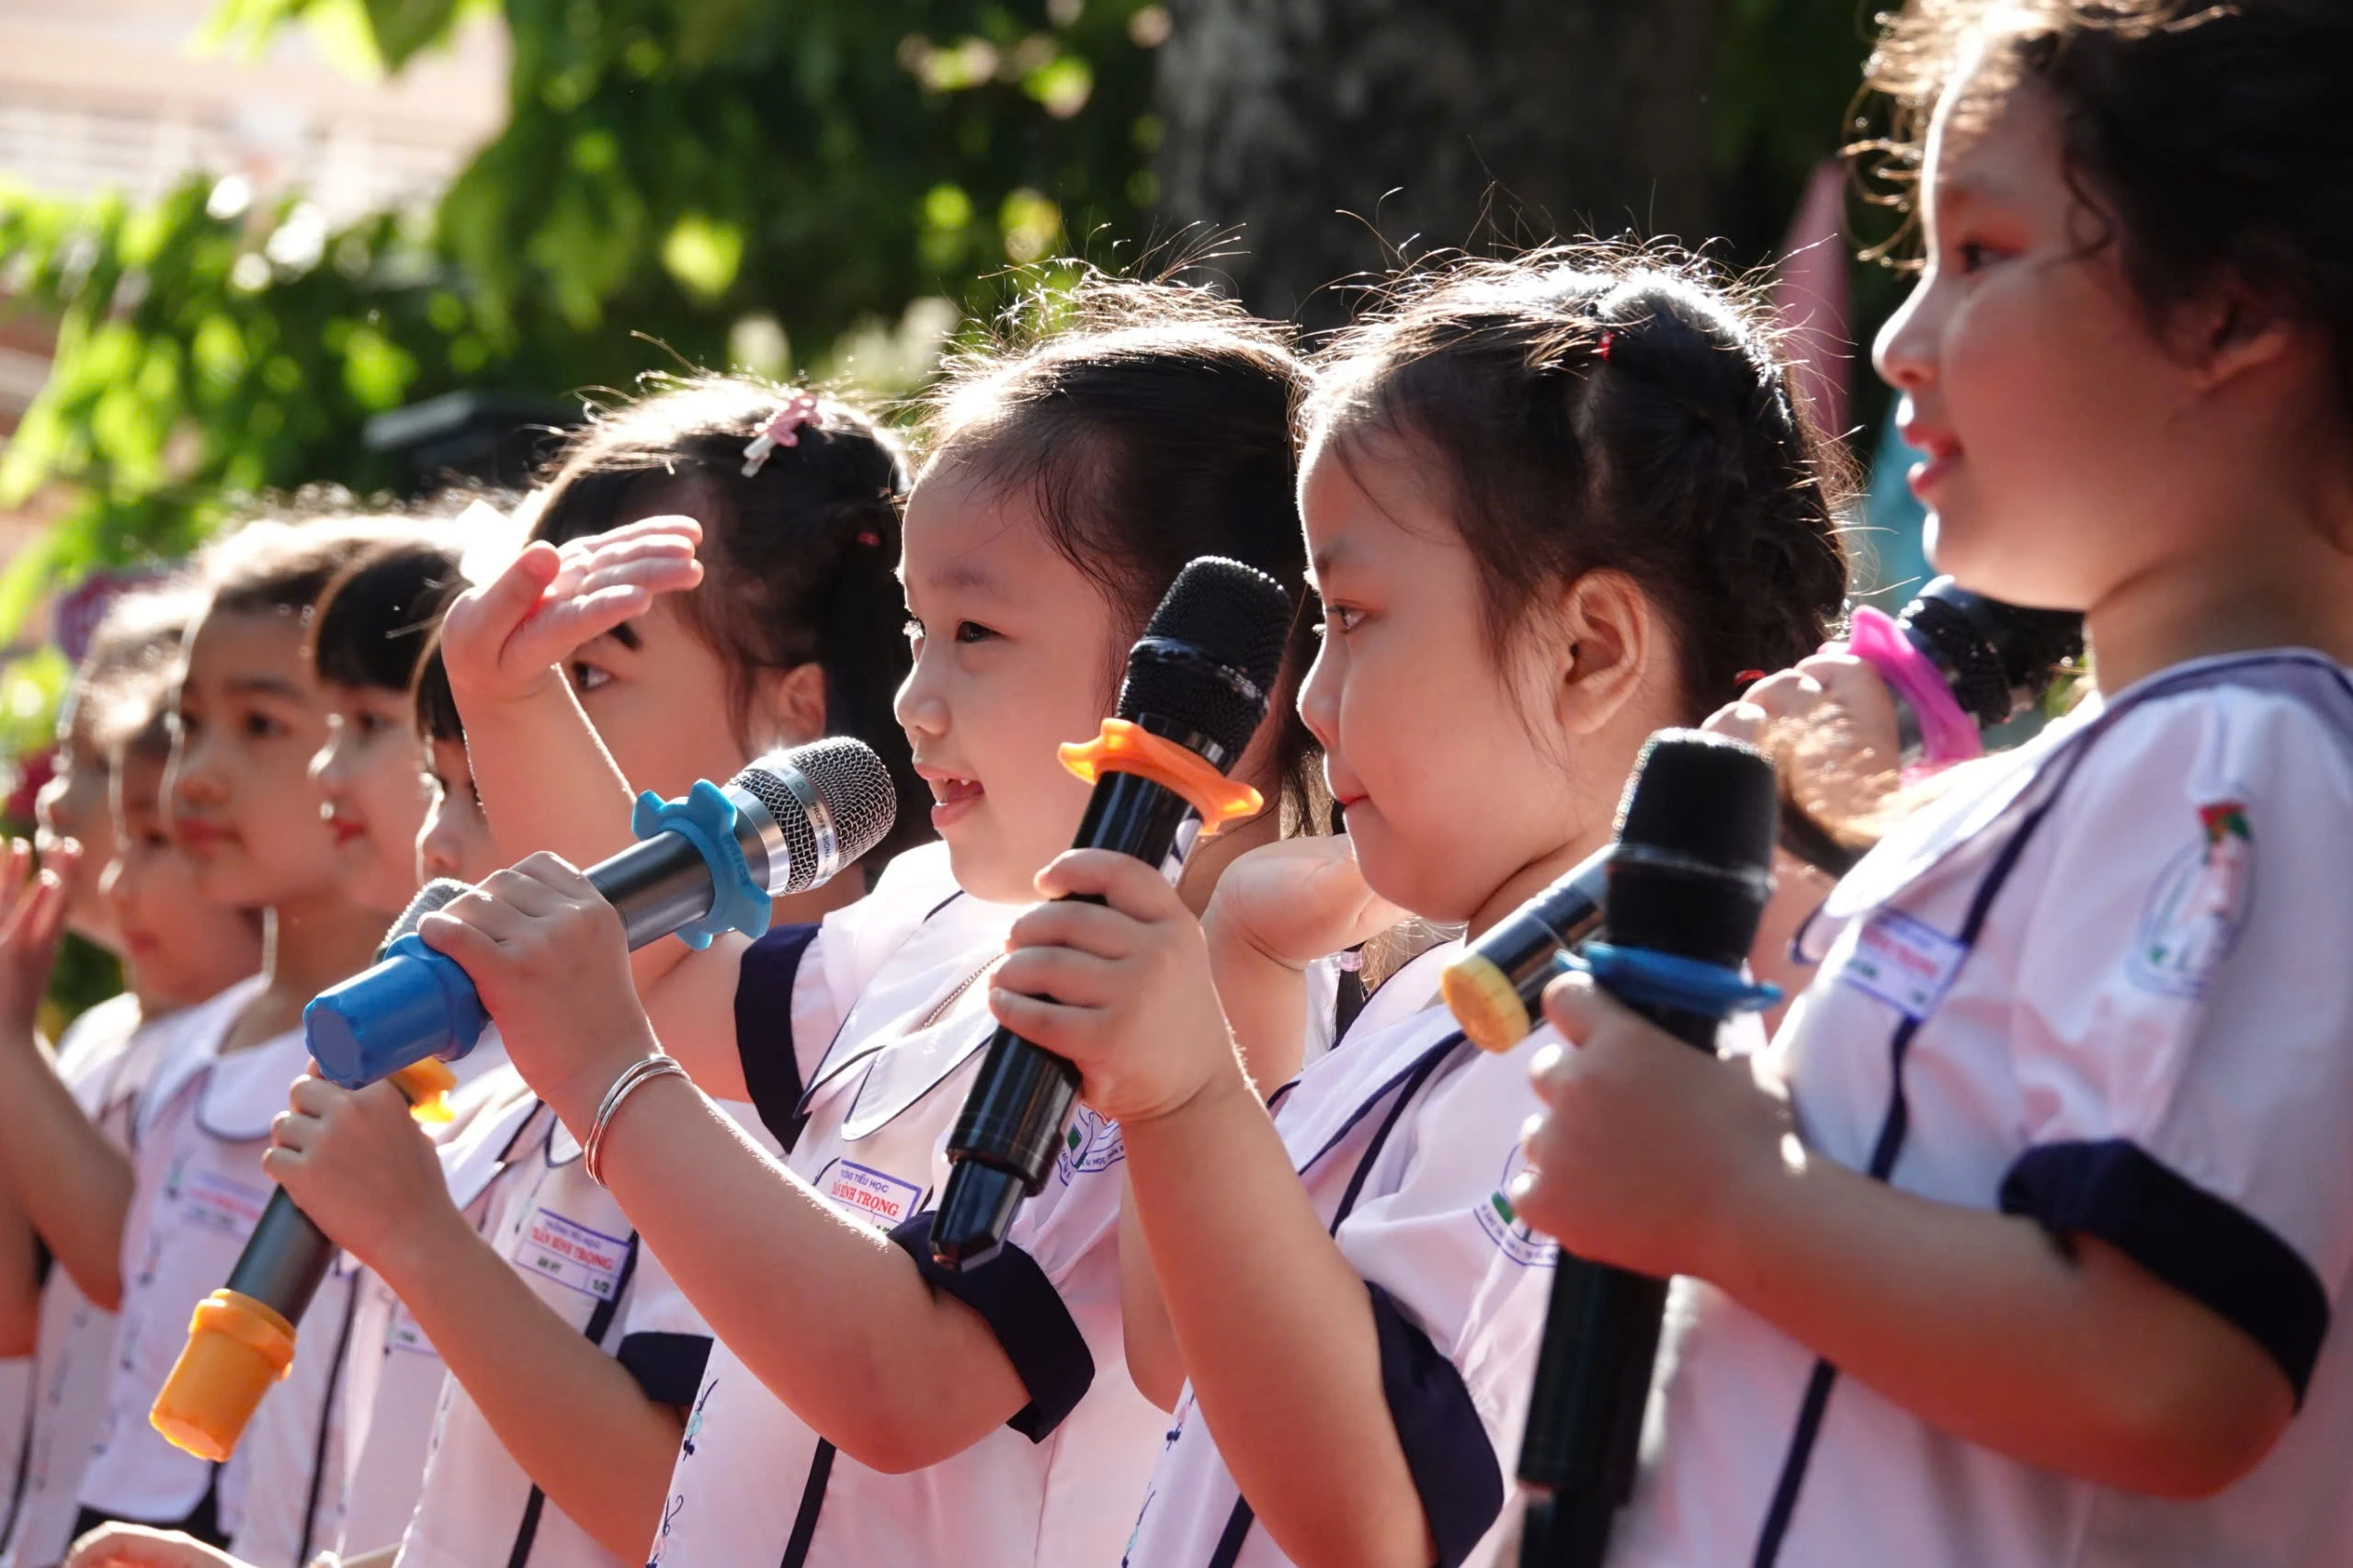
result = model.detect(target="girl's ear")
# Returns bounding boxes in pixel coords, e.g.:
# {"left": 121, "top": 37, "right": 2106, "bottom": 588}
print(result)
{"left": 746, "top": 662, "right": 829, "bottom": 753}
{"left": 2174, "top": 273, "right": 2298, "bottom": 392}
{"left": 1548, "top": 569, "right": 1662, "bottom": 739}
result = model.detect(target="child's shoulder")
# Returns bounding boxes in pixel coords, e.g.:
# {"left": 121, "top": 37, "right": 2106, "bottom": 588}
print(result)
{"left": 2061, "top": 649, "right": 2353, "bottom": 813}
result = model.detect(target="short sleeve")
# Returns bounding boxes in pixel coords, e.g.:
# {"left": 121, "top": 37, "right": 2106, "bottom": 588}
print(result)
{"left": 884, "top": 1106, "right": 1135, "bottom": 1443}
{"left": 615, "top": 1236, "right": 716, "bottom": 1403}
{"left": 733, "top": 923, "right": 824, "bottom": 1147}
{"left": 2004, "top": 688, "right": 2353, "bottom": 1400}
{"left": 1332, "top": 1042, "right": 1559, "bottom": 1566}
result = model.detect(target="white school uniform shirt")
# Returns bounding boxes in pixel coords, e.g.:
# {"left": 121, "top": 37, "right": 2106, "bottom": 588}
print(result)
{"left": 1120, "top": 943, "right": 1560, "bottom": 1568}
{"left": 78, "top": 976, "right": 354, "bottom": 1568}
{"left": 1611, "top": 650, "right": 2353, "bottom": 1568}
{"left": 395, "top": 1070, "right": 724, "bottom": 1568}
{"left": 0, "top": 993, "right": 183, "bottom": 1568}
{"left": 647, "top": 840, "right": 1166, "bottom": 1568}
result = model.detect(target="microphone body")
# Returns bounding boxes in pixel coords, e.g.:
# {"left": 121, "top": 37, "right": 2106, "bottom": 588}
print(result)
{"left": 929, "top": 559, "right": 1294, "bottom": 1271}
{"left": 1516, "top": 732, "right": 1779, "bottom": 1568}
{"left": 306, "top": 738, "right": 897, "bottom": 1090}
{"left": 148, "top": 881, "right": 469, "bottom": 1463}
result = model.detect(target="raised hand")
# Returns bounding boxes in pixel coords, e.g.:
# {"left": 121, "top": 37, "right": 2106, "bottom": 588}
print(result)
{"left": 0, "top": 836, "right": 72, "bottom": 1042}
{"left": 440, "top": 516, "right": 705, "bottom": 711}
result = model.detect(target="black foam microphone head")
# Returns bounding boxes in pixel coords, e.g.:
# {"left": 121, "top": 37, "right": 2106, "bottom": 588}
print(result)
{"left": 382, "top": 878, "right": 472, "bottom": 956}
{"left": 1606, "top": 730, "right": 1779, "bottom": 971}
{"left": 1900, "top": 577, "right": 2084, "bottom": 730}
{"left": 1116, "top": 556, "right": 1293, "bottom": 761}
{"left": 733, "top": 735, "right": 899, "bottom": 893}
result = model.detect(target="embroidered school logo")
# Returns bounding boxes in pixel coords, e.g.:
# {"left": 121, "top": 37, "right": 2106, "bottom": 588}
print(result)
{"left": 2130, "top": 801, "right": 2253, "bottom": 999}
{"left": 1475, "top": 1147, "right": 1559, "bottom": 1268}
{"left": 1055, "top": 1106, "right": 1126, "bottom": 1183}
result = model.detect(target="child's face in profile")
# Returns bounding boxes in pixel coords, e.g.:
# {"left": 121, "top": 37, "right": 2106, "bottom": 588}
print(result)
{"left": 34, "top": 701, "right": 121, "bottom": 951}
{"left": 893, "top": 470, "right": 1120, "bottom": 904}
{"left": 167, "top": 609, "right": 347, "bottom": 908}
{"left": 104, "top": 746, "right": 261, "bottom": 1007}
{"left": 311, "top": 682, "right": 433, "bottom": 915}
{"left": 418, "top": 733, "right": 498, "bottom": 887}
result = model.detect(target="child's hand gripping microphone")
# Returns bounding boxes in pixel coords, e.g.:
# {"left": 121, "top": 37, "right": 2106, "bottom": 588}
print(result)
{"left": 149, "top": 884, "right": 468, "bottom": 1462}
{"left": 1510, "top": 732, "right": 1780, "bottom": 1568}
{"left": 927, "top": 557, "right": 1293, "bottom": 1271}
{"left": 302, "top": 735, "right": 899, "bottom": 1091}
{"left": 1438, "top": 578, "right": 2083, "bottom": 1054}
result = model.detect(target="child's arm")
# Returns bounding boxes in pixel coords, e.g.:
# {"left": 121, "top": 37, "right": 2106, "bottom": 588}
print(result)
{"left": 1198, "top": 835, "right": 1404, "bottom": 1094}
{"left": 264, "top": 1076, "right": 688, "bottom": 1560}
{"left": 989, "top": 849, "right": 1441, "bottom": 1568}
{"left": 438, "top": 520, "right": 755, "bottom": 1096}
{"left": 0, "top": 843, "right": 135, "bottom": 1309}
{"left": 1518, "top": 977, "right": 2294, "bottom": 1498}
{"left": 416, "top": 858, "right": 1051, "bottom": 1475}
{"left": 438, "top": 517, "right": 702, "bottom": 872}
{"left": 1119, "top": 835, "right": 1404, "bottom": 1412}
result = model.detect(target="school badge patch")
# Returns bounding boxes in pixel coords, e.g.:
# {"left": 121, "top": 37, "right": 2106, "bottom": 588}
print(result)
{"left": 2129, "top": 801, "right": 2253, "bottom": 999}
{"left": 1055, "top": 1106, "right": 1125, "bottom": 1183}
{"left": 1476, "top": 1147, "right": 1559, "bottom": 1268}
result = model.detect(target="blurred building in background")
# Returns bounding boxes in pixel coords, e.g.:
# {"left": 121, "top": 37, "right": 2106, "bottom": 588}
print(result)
{"left": 0, "top": 0, "right": 507, "bottom": 444}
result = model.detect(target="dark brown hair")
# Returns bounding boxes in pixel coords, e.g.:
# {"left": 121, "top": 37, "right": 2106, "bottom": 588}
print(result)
{"left": 308, "top": 537, "right": 465, "bottom": 696}
{"left": 1307, "top": 246, "right": 1849, "bottom": 720}
{"left": 527, "top": 375, "right": 927, "bottom": 861}
{"left": 198, "top": 517, "right": 425, "bottom": 625}
{"left": 1860, "top": 0, "right": 2353, "bottom": 413}
{"left": 922, "top": 275, "right": 1324, "bottom": 828}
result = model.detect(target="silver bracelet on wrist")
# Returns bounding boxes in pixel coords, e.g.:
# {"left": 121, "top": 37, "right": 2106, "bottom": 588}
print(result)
{"left": 584, "top": 1053, "right": 687, "bottom": 1186}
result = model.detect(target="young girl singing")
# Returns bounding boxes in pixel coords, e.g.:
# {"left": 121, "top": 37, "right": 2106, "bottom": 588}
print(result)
{"left": 418, "top": 282, "right": 1324, "bottom": 1568}
{"left": 1512, "top": 6, "right": 2353, "bottom": 1565}
{"left": 991, "top": 250, "right": 1848, "bottom": 1568}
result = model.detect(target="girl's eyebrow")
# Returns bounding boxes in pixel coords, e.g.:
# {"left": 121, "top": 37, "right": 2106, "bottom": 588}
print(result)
{"left": 224, "top": 675, "right": 307, "bottom": 701}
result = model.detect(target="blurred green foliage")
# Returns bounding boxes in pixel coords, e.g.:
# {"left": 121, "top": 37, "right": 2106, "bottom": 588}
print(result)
{"left": 0, "top": 0, "right": 1175, "bottom": 628}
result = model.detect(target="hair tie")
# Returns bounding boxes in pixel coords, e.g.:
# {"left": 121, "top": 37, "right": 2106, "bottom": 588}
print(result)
{"left": 856, "top": 530, "right": 881, "bottom": 547}
{"left": 1596, "top": 330, "right": 1619, "bottom": 364}
{"left": 741, "top": 391, "right": 822, "bottom": 476}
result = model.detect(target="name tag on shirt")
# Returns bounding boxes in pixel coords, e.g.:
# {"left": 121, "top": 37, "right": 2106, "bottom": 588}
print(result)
{"left": 819, "top": 1160, "right": 924, "bottom": 1228}
{"left": 515, "top": 1209, "right": 630, "bottom": 1301}
{"left": 1839, "top": 909, "right": 1967, "bottom": 1021}
{"left": 177, "top": 1167, "right": 271, "bottom": 1236}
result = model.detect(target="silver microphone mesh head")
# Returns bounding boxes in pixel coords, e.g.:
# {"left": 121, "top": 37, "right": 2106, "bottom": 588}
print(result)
{"left": 732, "top": 736, "right": 898, "bottom": 894}
{"left": 382, "top": 877, "right": 472, "bottom": 954}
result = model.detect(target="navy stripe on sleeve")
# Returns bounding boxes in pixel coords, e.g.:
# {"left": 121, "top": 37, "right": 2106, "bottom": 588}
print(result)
{"left": 1366, "top": 1281, "right": 1504, "bottom": 1568}
{"left": 618, "top": 1331, "right": 716, "bottom": 1408}
{"left": 2000, "top": 1138, "right": 2331, "bottom": 1403}
{"left": 735, "top": 923, "right": 822, "bottom": 1150}
{"left": 889, "top": 1211, "right": 1095, "bottom": 1441}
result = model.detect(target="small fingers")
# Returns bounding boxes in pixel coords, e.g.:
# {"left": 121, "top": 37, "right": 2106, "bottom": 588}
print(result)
{"left": 1032, "top": 849, "right": 1188, "bottom": 919}
{"left": 994, "top": 946, "right": 1124, "bottom": 1011}
{"left": 1005, "top": 897, "right": 1140, "bottom": 962}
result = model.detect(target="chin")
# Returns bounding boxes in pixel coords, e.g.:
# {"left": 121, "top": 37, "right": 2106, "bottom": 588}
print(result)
{"left": 941, "top": 836, "right": 1037, "bottom": 906}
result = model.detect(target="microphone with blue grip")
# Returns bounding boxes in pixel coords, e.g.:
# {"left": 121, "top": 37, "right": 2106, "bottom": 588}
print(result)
{"left": 304, "top": 736, "right": 898, "bottom": 1091}
{"left": 1511, "top": 731, "right": 1781, "bottom": 1568}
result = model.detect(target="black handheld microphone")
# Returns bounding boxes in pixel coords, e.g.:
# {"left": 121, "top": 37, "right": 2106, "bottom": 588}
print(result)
{"left": 305, "top": 737, "right": 900, "bottom": 1089}
{"left": 1514, "top": 731, "right": 1779, "bottom": 1568}
{"left": 149, "top": 881, "right": 468, "bottom": 1462}
{"left": 928, "top": 557, "right": 1293, "bottom": 1270}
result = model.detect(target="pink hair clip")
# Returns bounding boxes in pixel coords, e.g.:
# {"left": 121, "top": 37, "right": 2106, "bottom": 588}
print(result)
{"left": 1596, "top": 330, "right": 1619, "bottom": 363}
{"left": 741, "top": 391, "right": 823, "bottom": 476}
